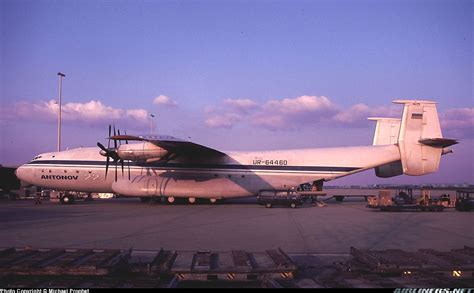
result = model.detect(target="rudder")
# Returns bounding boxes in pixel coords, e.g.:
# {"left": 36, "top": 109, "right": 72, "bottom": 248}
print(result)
{"left": 393, "top": 100, "right": 456, "bottom": 176}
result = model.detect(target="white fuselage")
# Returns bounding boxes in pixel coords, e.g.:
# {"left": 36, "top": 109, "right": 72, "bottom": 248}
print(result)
{"left": 16, "top": 144, "right": 400, "bottom": 199}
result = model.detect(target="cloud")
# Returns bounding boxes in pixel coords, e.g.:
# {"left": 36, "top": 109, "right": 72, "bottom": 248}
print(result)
{"left": 251, "top": 95, "right": 337, "bottom": 130}
{"left": 203, "top": 98, "right": 259, "bottom": 128}
{"left": 4, "top": 99, "right": 149, "bottom": 128}
{"left": 263, "top": 95, "right": 334, "bottom": 114}
{"left": 125, "top": 109, "right": 149, "bottom": 121}
{"left": 440, "top": 108, "right": 474, "bottom": 139}
{"left": 205, "top": 113, "right": 242, "bottom": 129}
{"left": 204, "top": 95, "right": 337, "bottom": 130}
{"left": 224, "top": 98, "right": 258, "bottom": 113}
{"left": 204, "top": 96, "right": 473, "bottom": 135}
{"left": 153, "top": 95, "right": 177, "bottom": 107}
{"left": 333, "top": 103, "right": 401, "bottom": 126}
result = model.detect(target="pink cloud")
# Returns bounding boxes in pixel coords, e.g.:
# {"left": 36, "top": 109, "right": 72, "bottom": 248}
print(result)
{"left": 204, "top": 95, "right": 337, "bottom": 130}
{"left": 3, "top": 99, "right": 149, "bottom": 128}
{"left": 153, "top": 95, "right": 177, "bottom": 107}
{"left": 263, "top": 95, "right": 334, "bottom": 114}
{"left": 333, "top": 103, "right": 401, "bottom": 126}
{"left": 203, "top": 96, "right": 472, "bottom": 136}
{"left": 204, "top": 98, "right": 259, "bottom": 128}
{"left": 251, "top": 95, "right": 337, "bottom": 130}
{"left": 205, "top": 113, "right": 242, "bottom": 129}
{"left": 224, "top": 98, "right": 258, "bottom": 113}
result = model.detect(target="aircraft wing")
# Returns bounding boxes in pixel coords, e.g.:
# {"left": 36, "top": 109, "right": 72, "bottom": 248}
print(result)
{"left": 110, "top": 134, "right": 226, "bottom": 157}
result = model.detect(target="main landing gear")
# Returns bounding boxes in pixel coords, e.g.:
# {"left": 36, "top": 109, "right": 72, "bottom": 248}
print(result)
{"left": 145, "top": 196, "right": 219, "bottom": 205}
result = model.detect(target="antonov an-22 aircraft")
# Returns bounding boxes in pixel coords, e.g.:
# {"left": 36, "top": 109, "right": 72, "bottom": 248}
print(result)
{"left": 16, "top": 100, "right": 457, "bottom": 204}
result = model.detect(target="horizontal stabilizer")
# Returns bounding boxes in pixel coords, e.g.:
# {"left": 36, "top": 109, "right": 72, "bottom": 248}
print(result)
{"left": 419, "top": 138, "right": 458, "bottom": 148}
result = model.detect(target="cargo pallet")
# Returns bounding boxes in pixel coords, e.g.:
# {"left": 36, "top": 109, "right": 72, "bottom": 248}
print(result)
{"left": 326, "top": 246, "right": 474, "bottom": 288}
{"left": 1, "top": 246, "right": 473, "bottom": 288}
{"left": 0, "top": 247, "right": 296, "bottom": 288}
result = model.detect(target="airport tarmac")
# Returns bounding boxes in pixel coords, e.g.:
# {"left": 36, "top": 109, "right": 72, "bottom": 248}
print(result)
{"left": 0, "top": 197, "right": 473, "bottom": 253}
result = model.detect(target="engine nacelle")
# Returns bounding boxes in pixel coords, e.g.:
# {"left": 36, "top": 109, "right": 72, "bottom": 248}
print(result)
{"left": 117, "top": 142, "right": 168, "bottom": 160}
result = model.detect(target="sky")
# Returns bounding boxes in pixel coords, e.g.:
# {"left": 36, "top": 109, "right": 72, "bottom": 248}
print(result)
{"left": 1, "top": 0, "right": 472, "bottom": 185}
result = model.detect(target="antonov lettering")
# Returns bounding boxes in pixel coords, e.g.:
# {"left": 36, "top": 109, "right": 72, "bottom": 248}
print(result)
{"left": 40, "top": 175, "right": 79, "bottom": 180}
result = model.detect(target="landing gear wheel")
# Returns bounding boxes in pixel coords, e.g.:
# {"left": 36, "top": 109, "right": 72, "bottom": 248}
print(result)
{"left": 61, "top": 194, "right": 74, "bottom": 204}
{"left": 167, "top": 197, "right": 175, "bottom": 204}
{"left": 265, "top": 203, "right": 272, "bottom": 208}
{"left": 290, "top": 203, "right": 296, "bottom": 208}
{"left": 188, "top": 197, "right": 196, "bottom": 204}
{"left": 209, "top": 198, "right": 217, "bottom": 204}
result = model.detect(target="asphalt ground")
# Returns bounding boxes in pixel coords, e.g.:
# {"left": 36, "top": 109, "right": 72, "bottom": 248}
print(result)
{"left": 1, "top": 196, "right": 472, "bottom": 253}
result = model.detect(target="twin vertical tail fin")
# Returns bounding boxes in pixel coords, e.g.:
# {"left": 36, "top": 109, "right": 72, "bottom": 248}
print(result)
{"left": 369, "top": 100, "right": 457, "bottom": 178}
{"left": 394, "top": 100, "right": 457, "bottom": 176}
{"left": 368, "top": 117, "right": 403, "bottom": 178}
{"left": 368, "top": 117, "right": 401, "bottom": 145}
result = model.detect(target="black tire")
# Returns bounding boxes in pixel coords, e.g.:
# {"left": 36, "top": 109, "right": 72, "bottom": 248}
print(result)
{"left": 265, "top": 203, "right": 272, "bottom": 208}
{"left": 335, "top": 196, "right": 344, "bottom": 202}
{"left": 290, "top": 203, "right": 296, "bottom": 208}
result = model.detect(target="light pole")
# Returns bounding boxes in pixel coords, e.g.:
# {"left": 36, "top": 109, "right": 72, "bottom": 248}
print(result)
{"left": 57, "top": 72, "right": 66, "bottom": 152}
{"left": 150, "top": 114, "right": 155, "bottom": 134}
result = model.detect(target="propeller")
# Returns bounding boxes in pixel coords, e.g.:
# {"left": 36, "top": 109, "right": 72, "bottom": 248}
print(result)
{"left": 97, "top": 141, "right": 119, "bottom": 180}
{"left": 98, "top": 124, "right": 131, "bottom": 181}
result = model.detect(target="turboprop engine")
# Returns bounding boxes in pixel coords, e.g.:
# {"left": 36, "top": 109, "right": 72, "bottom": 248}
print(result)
{"left": 117, "top": 142, "right": 168, "bottom": 161}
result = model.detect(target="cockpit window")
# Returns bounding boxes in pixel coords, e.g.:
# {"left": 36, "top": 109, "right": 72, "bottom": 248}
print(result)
{"left": 33, "top": 155, "right": 42, "bottom": 160}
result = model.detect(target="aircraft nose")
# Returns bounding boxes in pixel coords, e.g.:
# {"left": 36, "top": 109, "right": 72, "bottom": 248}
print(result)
{"left": 15, "top": 166, "right": 29, "bottom": 183}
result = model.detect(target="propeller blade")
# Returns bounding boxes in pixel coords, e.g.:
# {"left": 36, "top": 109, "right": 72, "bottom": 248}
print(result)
{"left": 124, "top": 130, "right": 128, "bottom": 144}
{"left": 113, "top": 125, "right": 117, "bottom": 149}
{"left": 107, "top": 125, "right": 111, "bottom": 148}
{"left": 117, "top": 129, "right": 121, "bottom": 147}
{"left": 97, "top": 142, "right": 107, "bottom": 152}
{"left": 128, "top": 160, "right": 131, "bottom": 180}
{"left": 121, "top": 159, "right": 124, "bottom": 176}
{"left": 115, "top": 161, "right": 118, "bottom": 182}
{"left": 105, "top": 155, "right": 110, "bottom": 180}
